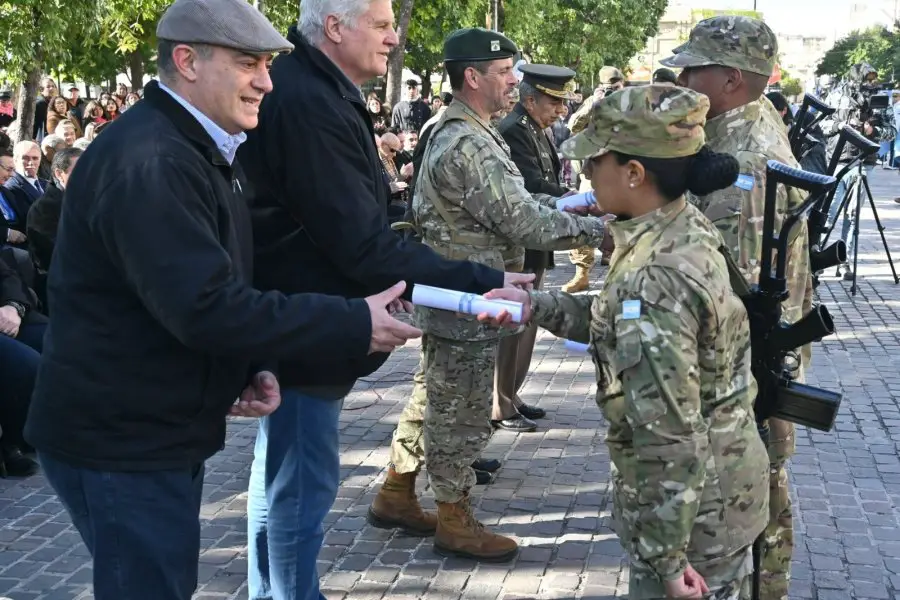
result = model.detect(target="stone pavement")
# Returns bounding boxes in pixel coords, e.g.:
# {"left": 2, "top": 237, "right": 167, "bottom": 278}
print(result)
{"left": 3, "top": 169, "right": 900, "bottom": 599}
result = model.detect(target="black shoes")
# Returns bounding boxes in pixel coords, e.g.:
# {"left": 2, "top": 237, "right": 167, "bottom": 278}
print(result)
{"left": 517, "top": 403, "right": 546, "bottom": 420}
{"left": 472, "top": 458, "right": 501, "bottom": 485}
{"left": 491, "top": 414, "right": 537, "bottom": 432}
{"left": 0, "top": 447, "right": 39, "bottom": 478}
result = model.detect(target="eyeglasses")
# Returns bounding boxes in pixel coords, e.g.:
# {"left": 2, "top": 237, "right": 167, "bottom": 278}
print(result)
{"left": 0, "top": 164, "right": 13, "bottom": 173}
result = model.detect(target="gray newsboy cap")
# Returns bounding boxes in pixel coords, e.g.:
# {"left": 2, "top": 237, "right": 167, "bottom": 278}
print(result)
{"left": 157, "top": 0, "right": 293, "bottom": 55}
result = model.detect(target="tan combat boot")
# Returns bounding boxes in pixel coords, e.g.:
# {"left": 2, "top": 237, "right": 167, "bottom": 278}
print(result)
{"left": 433, "top": 495, "right": 518, "bottom": 562}
{"left": 367, "top": 468, "right": 437, "bottom": 536}
{"left": 561, "top": 266, "right": 590, "bottom": 293}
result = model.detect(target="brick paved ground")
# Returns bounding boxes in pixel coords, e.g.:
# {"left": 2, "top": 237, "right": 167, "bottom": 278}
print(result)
{"left": 3, "top": 169, "right": 900, "bottom": 599}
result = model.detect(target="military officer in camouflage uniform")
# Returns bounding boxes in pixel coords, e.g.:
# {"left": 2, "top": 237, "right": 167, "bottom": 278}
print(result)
{"left": 492, "top": 64, "right": 578, "bottom": 432}
{"left": 480, "top": 85, "right": 770, "bottom": 599}
{"left": 367, "top": 28, "right": 607, "bottom": 562}
{"left": 662, "top": 16, "right": 814, "bottom": 599}
{"left": 562, "top": 65, "right": 625, "bottom": 293}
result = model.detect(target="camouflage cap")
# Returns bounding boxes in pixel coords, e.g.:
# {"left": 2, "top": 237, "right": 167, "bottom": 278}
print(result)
{"left": 598, "top": 66, "right": 624, "bottom": 84}
{"left": 659, "top": 16, "right": 777, "bottom": 77}
{"left": 560, "top": 84, "right": 709, "bottom": 160}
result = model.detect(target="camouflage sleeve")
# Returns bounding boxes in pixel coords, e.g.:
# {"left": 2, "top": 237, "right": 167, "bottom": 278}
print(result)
{"left": 569, "top": 99, "right": 596, "bottom": 134}
{"left": 439, "top": 135, "right": 607, "bottom": 250}
{"left": 616, "top": 266, "right": 708, "bottom": 581}
{"left": 529, "top": 289, "right": 596, "bottom": 343}
{"left": 533, "top": 193, "right": 559, "bottom": 209}
{"left": 697, "top": 151, "right": 769, "bottom": 286}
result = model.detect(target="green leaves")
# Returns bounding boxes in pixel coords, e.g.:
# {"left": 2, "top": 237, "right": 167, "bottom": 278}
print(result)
{"left": 817, "top": 27, "right": 900, "bottom": 80}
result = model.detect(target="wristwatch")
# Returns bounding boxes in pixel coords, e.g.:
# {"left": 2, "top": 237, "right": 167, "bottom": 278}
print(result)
{"left": 5, "top": 301, "right": 26, "bottom": 319}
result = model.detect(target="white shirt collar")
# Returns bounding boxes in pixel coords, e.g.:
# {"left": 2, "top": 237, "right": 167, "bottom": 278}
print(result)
{"left": 157, "top": 81, "right": 247, "bottom": 165}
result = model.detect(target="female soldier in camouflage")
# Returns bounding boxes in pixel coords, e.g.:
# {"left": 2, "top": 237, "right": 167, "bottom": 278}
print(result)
{"left": 480, "top": 85, "right": 769, "bottom": 599}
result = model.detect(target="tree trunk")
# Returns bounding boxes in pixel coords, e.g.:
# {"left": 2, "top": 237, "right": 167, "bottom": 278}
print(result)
{"left": 497, "top": 0, "right": 505, "bottom": 32}
{"left": 10, "top": 65, "right": 41, "bottom": 143}
{"left": 129, "top": 48, "right": 146, "bottom": 91}
{"left": 253, "top": 0, "right": 265, "bottom": 13}
{"left": 420, "top": 69, "right": 431, "bottom": 97}
{"left": 385, "top": 0, "right": 415, "bottom": 108}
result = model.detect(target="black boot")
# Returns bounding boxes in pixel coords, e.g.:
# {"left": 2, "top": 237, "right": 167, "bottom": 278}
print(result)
{"left": 0, "top": 447, "right": 39, "bottom": 478}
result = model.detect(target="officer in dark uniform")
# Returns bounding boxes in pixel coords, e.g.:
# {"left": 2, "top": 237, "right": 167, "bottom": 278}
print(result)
{"left": 492, "top": 64, "right": 576, "bottom": 431}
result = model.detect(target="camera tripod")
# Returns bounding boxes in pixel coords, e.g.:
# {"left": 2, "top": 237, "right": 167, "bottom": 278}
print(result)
{"left": 822, "top": 162, "right": 899, "bottom": 295}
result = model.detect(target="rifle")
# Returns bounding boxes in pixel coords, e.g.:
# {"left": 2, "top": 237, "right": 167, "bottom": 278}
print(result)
{"left": 789, "top": 93, "right": 836, "bottom": 161}
{"left": 807, "top": 125, "right": 880, "bottom": 280}
{"left": 723, "top": 161, "right": 841, "bottom": 600}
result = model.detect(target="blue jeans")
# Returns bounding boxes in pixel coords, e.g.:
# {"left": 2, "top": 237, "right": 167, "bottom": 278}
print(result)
{"left": 247, "top": 389, "right": 344, "bottom": 600}
{"left": 39, "top": 453, "right": 205, "bottom": 600}
{"left": 828, "top": 165, "right": 873, "bottom": 262}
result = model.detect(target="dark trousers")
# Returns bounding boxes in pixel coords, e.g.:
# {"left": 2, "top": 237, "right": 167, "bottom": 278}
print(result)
{"left": 39, "top": 453, "right": 205, "bottom": 600}
{"left": 492, "top": 268, "right": 544, "bottom": 420}
{"left": 0, "top": 322, "right": 45, "bottom": 448}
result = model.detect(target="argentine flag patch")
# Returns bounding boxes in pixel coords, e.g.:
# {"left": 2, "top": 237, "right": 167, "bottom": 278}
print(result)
{"left": 734, "top": 174, "right": 755, "bottom": 191}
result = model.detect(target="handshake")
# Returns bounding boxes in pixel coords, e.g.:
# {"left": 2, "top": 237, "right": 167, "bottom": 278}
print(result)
{"left": 364, "top": 272, "right": 537, "bottom": 354}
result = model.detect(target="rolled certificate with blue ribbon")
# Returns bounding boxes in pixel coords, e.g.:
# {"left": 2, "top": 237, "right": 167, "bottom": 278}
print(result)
{"left": 563, "top": 339, "right": 590, "bottom": 353}
{"left": 412, "top": 284, "right": 524, "bottom": 322}
{"left": 556, "top": 191, "right": 596, "bottom": 212}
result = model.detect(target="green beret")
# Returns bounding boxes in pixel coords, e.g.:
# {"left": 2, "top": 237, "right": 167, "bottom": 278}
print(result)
{"left": 444, "top": 28, "right": 518, "bottom": 63}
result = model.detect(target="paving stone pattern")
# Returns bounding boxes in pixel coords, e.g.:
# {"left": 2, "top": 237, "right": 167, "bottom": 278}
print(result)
{"left": 4, "top": 169, "right": 900, "bottom": 599}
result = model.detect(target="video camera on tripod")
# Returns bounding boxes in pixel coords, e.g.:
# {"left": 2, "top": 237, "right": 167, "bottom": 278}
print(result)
{"left": 809, "top": 123, "right": 900, "bottom": 294}
{"left": 828, "top": 63, "right": 896, "bottom": 144}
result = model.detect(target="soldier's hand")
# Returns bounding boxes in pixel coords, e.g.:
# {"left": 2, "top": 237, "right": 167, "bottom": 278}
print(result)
{"left": 502, "top": 272, "right": 535, "bottom": 290}
{"left": 663, "top": 563, "right": 708, "bottom": 599}
{"left": 365, "top": 282, "right": 423, "bottom": 354}
{"left": 478, "top": 288, "right": 532, "bottom": 327}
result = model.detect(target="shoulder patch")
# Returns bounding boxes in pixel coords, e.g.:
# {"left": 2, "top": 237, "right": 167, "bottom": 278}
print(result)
{"left": 622, "top": 300, "right": 641, "bottom": 320}
{"left": 733, "top": 174, "right": 755, "bottom": 191}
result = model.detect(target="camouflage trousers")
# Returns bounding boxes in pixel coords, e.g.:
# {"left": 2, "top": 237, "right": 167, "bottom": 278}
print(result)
{"left": 388, "top": 345, "right": 428, "bottom": 475}
{"left": 760, "top": 418, "right": 795, "bottom": 600}
{"left": 628, "top": 546, "right": 753, "bottom": 600}
{"left": 422, "top": 335, "right": 497, "bottom": 503}
{"left": 568, "top": 246, "right": 596, "bottom": 269}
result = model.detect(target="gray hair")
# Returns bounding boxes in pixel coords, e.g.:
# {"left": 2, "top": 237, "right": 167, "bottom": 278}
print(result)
{"left": 51, "top": 146, "right": 82, "bottom": 177}
{"left": 299, "top": 0, "right": 373, "bottom": 47}
{"left": 12, "top": 140, "right": 38, "bottom": 159}
{"left": 41, "top": 134, "right": 64, "bottom": 150}
{"left": 518, "top": 81, "right": 539, "bottom": 103}
{"left": 73, "top": 138, "right": 91, "bottom": 151}
{"left": 157, "top": 40, "right": 214, "bottom": 83}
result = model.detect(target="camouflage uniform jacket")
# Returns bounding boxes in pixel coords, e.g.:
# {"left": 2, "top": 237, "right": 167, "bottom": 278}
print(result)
{"left": 412, "top": 99, "right": 606, "bottom": 342}
{"left": 530, "top": 200, "right": 769, "bottom": 580}
{"left": 691, "top": 100, "right": 813, "bottom": 333}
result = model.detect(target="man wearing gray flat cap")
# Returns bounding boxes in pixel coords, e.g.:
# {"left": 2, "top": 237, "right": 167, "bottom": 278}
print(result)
{"left": 24, "top": 0, "right": 423, "bottom": 598}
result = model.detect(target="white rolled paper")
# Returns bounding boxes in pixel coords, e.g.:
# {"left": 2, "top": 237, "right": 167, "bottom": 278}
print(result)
{"left": 563, "top": 339, "right": 590, "bottom": 353}
{"left": 556, "top": 191, "right": 596, "bottom": 212}
{"left": 412, "top": 284, "right": 524, "bottom": 322}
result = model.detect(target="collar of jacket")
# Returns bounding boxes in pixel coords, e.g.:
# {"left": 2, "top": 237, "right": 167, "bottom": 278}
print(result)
{"left": 141, "top": 80, "right": 231, "bottom": 168}
{"left": 444, "top": 99, "right": 506, "bottom": 146}
{"left": 704, "top": 100, "right": 761, "bottom": 143}
{"left": 287, "top": 26, "right": 365, "bottom": 106}
{"left": 607, "top": 196, "right": 687, "bottom": 249}
{"left": 512, "top": 102, "right": 541, "bottom": 131}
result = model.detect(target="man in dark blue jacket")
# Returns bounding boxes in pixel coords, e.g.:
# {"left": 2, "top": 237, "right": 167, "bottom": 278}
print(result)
{"left": 237, "top": 1, "right": 533, "bottom": 597}
{"left": 23, "top": 1, "right": 421, "bottom": 598}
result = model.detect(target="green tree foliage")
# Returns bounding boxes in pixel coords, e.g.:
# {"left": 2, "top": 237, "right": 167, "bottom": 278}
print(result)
{"left": 504, "top": 0, "right": 668, "bottom": 85}
{"left": 817, "top": 27, "right": 900, "bottom": 80}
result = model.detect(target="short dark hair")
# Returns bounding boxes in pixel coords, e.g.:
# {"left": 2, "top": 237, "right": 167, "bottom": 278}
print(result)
{"left": 447, "top": 61, "right": 488, "bottom": 92}
{"left": 51, "top": 146, "right": 82, "bottom": 175}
